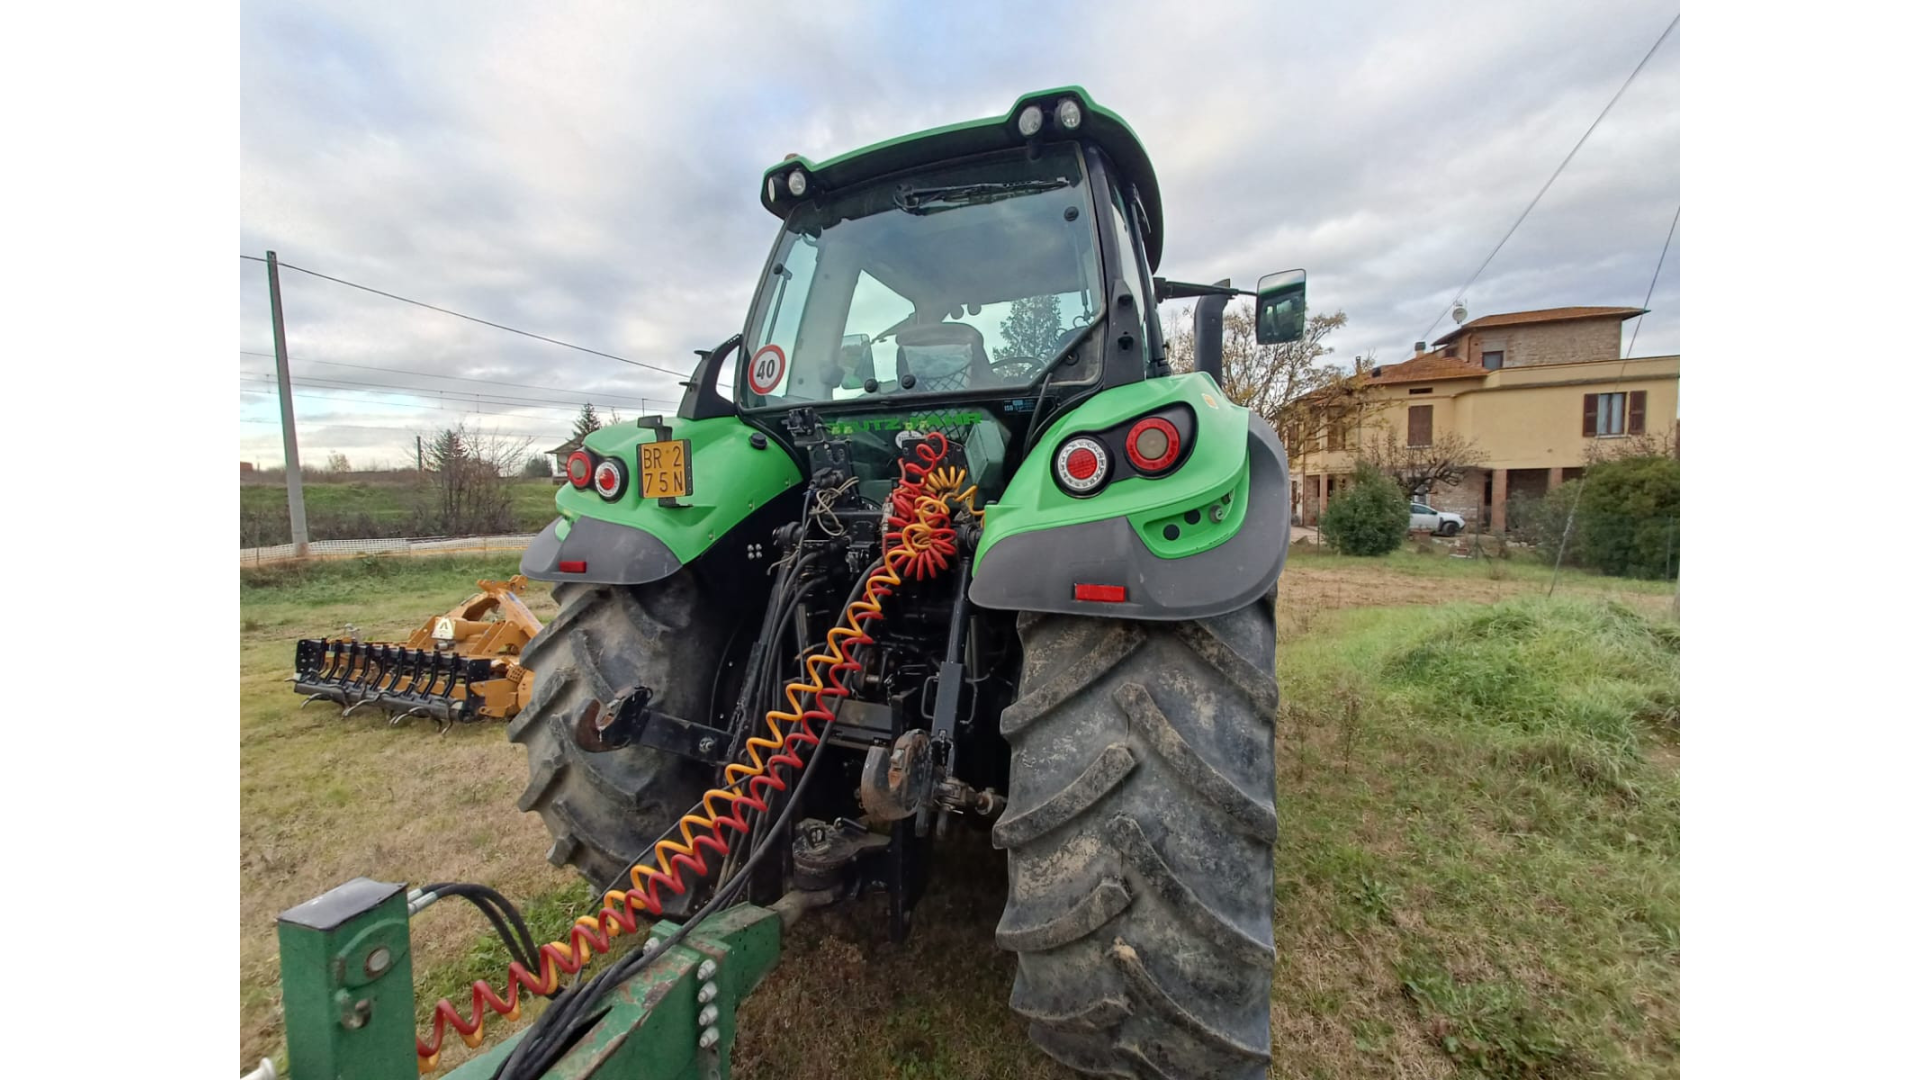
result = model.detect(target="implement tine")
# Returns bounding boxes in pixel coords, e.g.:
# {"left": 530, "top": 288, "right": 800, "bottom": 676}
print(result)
{"left": 322, "top": 639, "right": 352, "bottom": 683}
{"left": 393, "top": 647, "right": 435, "bottom": 710}
{"left": 354, "top": 644, "right": 388, "bottom": 700}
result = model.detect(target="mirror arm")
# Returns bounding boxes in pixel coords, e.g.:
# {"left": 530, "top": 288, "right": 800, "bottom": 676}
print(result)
{"left": 1192, "top": 279, "right": 1231, "bottom": 381}
{"left": 677, "top": 334, "right": 741, "bottom": 421}
{"left": 1154, "top": 277, "right": 1255, "bottom": 301}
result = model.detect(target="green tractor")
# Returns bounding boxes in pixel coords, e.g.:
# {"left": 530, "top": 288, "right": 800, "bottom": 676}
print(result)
{"left": 512, "top": 87, "right": 1304, "bottom": 1078}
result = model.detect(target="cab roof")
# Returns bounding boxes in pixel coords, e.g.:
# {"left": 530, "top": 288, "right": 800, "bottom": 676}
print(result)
{"left": 759, "top": 87, "right": 1165, "bottom": 270}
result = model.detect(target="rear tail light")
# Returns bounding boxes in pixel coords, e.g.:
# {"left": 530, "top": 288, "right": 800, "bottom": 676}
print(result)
{"left": 1125, "top": 417, "right": 1180, "bottom": 473}
{"left": 1054, "top": 436, "right": 1110, "bottom": 496}
{"left": 566, "top": 450, "right": 593, "bottom": 488}
{"left": 592, "top": 458, "right": 627, "bottom": 500}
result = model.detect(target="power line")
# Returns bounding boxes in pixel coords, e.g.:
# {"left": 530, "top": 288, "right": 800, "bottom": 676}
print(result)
{"left": 1624, "top": 207, "right": 1679, "bottom": 360}
{"left": 240, "top": 379, "right": 576, "bottom": 417}
{"left": 237, "top": 384, "right": 574, "bottom": 426}
{"left": 236, "top": 370, "right": 661, "bottom": 416}
{"left": 240, "top": 253, "right": 692, "bottom": 379}
{"left": 239, "top": 418, "right": 553, "bottom": 439}
{"left": 1548, "top": 200, "right": 1681, "bottom": 597}
{"left": 1413, "top": 13, "right": 1679, "bottom": 354}
{"left": 237, "top": 350, "right": 675, "bottom": 408}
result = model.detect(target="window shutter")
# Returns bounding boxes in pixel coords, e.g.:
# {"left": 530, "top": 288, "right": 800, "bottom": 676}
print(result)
{"left": 1582, "top": 394, "right": 1598, "bottom": 437}
{"left": 1628, "top": 390, "right": 1646, "bottom": 435}
{"left": 1407, "top": 405, "right": 1433, "bottom": 447}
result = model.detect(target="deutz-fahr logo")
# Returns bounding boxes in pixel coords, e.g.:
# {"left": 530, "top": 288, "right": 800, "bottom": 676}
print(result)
{"left": 823, "top": 411, "right": 982, "bottom": 435}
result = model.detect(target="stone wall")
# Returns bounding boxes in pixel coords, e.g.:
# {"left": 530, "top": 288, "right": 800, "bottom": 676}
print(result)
{"left": 1423, "top": 469, "right": 1484, "bottom": 525}
{"left": 1470, "top": 318, "right": 1623, "bottom": 369}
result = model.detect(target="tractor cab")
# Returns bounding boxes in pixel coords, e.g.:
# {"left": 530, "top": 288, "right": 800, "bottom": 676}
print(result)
{"left": 672, "top": 88, "right": 1303, "bottom": 509}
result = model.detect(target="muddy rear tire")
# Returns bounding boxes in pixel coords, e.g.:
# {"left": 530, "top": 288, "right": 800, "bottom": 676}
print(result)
{"left": 509, "top": 574, "right": 727, "bottom": 898}
{"left": 995, "top": 600, "right": 1280, "bottom": 1079}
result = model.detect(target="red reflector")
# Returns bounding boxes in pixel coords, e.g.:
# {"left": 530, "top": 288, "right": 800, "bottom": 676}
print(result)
{"left": 1073, "top": 583, "right": 1127, "bottom": 603}
{"left": 558, "top": 560, "right": 587, "bottom": 573}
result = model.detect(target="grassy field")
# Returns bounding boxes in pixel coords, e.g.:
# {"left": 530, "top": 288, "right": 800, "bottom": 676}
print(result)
{"left": 239, "top": 549, "right": 1677, "bottom": 1078}
{"left": 240, "top": 478, "right": 561, "bottom": 544}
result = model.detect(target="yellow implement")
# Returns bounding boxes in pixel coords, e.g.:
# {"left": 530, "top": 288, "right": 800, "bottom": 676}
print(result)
{"left": 292, "top": 577, "right": 542, "bottom": 728}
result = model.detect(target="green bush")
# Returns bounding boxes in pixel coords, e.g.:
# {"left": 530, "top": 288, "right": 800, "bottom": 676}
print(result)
{"left": 1506, "top": 484, "right": 1584, "bottom": 565}
{"left": 1576, "top": 456, "right": 1679, "bottom": 579}
{"left": 1321, "top": 463, "right": 1407, "bottom": 556}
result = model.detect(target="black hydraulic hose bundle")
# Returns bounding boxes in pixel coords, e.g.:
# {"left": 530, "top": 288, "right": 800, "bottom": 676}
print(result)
{"left": 493, "top": 559, "right": 882, "bottom": 1079}
{"left": 418, "top": 883, "right": 544, "bottom": 980}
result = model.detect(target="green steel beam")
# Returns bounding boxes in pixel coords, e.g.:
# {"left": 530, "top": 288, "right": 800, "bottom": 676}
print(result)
{"left": 278, "top": 879, "right": 782, "bottom": 1080}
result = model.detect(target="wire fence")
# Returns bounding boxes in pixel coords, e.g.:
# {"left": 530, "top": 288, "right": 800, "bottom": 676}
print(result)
{"left": 240, "top": 532, "right": 537, "bottom": 567}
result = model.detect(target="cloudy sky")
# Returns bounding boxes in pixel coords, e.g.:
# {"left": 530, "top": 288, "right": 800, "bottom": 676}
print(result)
{"left": 239, "top": 0, "right": 1680, "bottom": 468}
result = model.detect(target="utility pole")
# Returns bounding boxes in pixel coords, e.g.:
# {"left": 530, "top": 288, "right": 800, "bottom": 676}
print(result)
{"left": 266, "top": 250, "right": 310, "bottom": 556}
{"left": 417, "top": 434, "right": 424, "bottom": 473}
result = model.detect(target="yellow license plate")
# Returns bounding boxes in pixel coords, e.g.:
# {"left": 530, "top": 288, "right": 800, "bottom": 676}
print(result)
{"left": 638, "top": 439, "right": 692, "bottom": 500}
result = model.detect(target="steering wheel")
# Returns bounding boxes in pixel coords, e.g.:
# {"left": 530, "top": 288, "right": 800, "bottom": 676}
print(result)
{"left": 991, "top": 355, "right": 1043, "bottom": 381}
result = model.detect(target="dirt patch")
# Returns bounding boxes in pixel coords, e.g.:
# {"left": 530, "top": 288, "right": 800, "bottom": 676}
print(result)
{"left": 1280, "top": 561, "right": 1675, "bottom": 622}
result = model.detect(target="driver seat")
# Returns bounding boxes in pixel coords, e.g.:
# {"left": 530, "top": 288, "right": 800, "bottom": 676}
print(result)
{"left": 894, "top": 321, "right": 992, "bottom": 393}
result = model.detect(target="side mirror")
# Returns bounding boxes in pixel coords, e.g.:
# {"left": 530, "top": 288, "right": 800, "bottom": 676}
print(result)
{"left": 1255, "top": 269, "right": 1307, "bottom": 344}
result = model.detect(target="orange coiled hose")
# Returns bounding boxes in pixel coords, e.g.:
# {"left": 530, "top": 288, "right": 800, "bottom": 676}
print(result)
{"left": 415, "top": 433, "right": 968, "bottom": 1072}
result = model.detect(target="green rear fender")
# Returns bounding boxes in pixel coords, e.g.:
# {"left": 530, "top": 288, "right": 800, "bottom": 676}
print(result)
{"left": 520, "top": 415, "right": 802, "bottom": 586}
{"left": 970, "top": 372, "right": 1289, "bottom": 620}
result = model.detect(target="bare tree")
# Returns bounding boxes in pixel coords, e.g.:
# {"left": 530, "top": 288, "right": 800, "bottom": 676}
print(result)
{"left": 1359, "top": 429, "right": 1487, "bottom": 499}
{"left": 322, "top": 451, "right": 352, "bottom": 476}
{"left": 1583, "top": 422, "right": 1679, "bottom": 465}
{"left": 414, "top": 422, "right": 535, "bottom": 536}
{"left": 1163, "top": 301, "right": 1350, "bottom": 431}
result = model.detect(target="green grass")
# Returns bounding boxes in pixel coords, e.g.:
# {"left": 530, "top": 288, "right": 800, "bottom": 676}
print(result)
{"left": 1272, "top": 595, "right": 1679, "bottom": 1078}
{"left": 1288, "top": 539, "right": 1680, "bottom": 594}
{"left": 239, "top": 554, "right": 1679, "bottom": 1078}
{"left": 241, "top": 553, "right": 538, "bottom": 606}
{"left": 239, "top": 555, "right": 572, "bottom": 1076}
{"left": 241, "top": 479, "right": 560, "bottom": 543}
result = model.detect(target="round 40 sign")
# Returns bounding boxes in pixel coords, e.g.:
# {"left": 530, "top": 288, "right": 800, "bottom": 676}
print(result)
{"left": 747, "top": 344, "right": 786, "bottom": 394}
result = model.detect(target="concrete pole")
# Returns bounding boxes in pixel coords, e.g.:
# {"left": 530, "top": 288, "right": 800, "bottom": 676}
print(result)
{"left": 266, "top": 251, "right": 309, "bottom": 556}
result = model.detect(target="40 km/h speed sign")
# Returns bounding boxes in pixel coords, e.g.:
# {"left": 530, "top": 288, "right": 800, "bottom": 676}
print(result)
{"left": 747, "top": 344, "right": 786, "bottom": 395}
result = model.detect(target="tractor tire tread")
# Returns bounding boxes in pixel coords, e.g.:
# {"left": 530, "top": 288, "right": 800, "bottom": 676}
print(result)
{"left": 510, "top": 574, "right": 727, "bottom": 896}
{"left": 997, "top": 599, "right": 1279, "bottom": 1080}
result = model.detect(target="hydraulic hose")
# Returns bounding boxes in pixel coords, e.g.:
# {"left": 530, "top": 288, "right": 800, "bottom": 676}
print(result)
{"left": 414, "top": 433, "right": 971, "bottom": 1071}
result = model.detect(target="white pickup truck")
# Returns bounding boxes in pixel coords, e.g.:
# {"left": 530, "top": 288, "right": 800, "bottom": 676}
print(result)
{"left": 1409, "top": 501, "right": 1466, "bottom": 537}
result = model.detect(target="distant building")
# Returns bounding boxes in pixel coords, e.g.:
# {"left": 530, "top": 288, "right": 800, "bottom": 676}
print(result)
{"left": 1292, "top": 306, "right": 1678, "bottom": 531}
{"left": 544, "top": 437, "right": 581, "bottom": 483}
{"left": 240, "top": 461, "right": 256, "bottom": 474}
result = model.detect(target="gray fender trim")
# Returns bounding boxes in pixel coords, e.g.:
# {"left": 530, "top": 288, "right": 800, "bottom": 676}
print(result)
{"left": 969, "top": 421, "right": 1289, "bottom": 621}
{"left": 520, "top": 514, "right": 684, "bottom": 586}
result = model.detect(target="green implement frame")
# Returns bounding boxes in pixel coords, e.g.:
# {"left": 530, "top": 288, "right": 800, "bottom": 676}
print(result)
{"left": 275, "top": 879, "right": 782, "bottom": 1080}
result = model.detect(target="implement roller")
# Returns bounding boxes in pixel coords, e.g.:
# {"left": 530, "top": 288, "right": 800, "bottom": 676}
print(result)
{"left": 291, "top": 576, "right": 541, "bottom": 729}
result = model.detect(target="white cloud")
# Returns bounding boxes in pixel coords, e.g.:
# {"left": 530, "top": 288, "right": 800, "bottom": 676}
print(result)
{"left": 241, "top": 0, "right": 1681, "bottom": 464}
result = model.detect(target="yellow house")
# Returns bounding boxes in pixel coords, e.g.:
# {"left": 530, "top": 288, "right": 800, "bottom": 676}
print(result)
{"left": 1292, "top": 306, "right": 1679, "bottom": 531}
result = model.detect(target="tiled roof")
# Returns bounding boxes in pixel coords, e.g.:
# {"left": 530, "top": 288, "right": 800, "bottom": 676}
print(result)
{"left": 1433, "top": 306, "right": 1645, "bottom": 346}
{"left": 1365, "top": 353, "right": 1486, "bottom": 385}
